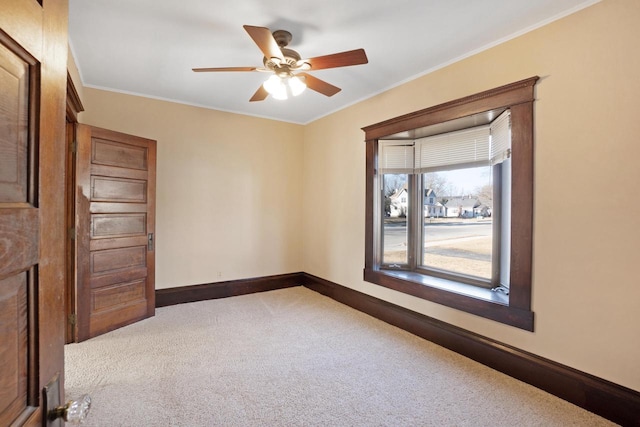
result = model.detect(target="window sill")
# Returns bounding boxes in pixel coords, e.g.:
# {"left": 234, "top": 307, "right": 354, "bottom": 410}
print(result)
{"left": 384, "top": 269, "right": 509, "bottom": 304}
{"left": 364, "top": 268, "right": 533, "bottom": 331}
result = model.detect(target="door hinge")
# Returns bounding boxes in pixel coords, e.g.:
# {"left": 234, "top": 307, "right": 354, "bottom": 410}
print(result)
{"left": 68, "top": 313, "right": 77, "bottom": 326}
{"left": 70, "top": 140, "right": 77, "bottom": 153}
{"left": 68, "top": 227, "right": 76, "bottom": 240}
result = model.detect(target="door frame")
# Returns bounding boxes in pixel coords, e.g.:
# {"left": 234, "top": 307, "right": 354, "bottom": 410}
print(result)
{"left": 65, "top": 73, "right": 84, "bottom": 344}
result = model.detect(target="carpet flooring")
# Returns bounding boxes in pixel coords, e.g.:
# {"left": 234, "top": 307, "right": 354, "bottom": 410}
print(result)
{"left": 65, "top": 286, "right": 616, "bottom": 426}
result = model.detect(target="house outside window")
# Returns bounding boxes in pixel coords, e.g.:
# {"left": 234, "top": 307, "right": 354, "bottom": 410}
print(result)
{"left": 363, "top": 77, "right": 538, "bottom": 331}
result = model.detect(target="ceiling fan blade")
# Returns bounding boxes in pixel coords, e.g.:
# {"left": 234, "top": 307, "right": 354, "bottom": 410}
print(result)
{"left": 249, "top": 85, "right": 269, "bottom": 102}
{"left": 243, "top": 25, "right": 283, "bottom": 61}
{"left": 298, "top": 73, "right": 341, "bottom": 97}
{"left": 192, "top": 66, "right": 257, "bottom": 72}
{"left": 305, "top": 48, "right": 368, "bottom": 70}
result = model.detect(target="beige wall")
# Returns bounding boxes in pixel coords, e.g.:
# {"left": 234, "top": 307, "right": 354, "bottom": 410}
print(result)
{"left": 70, "top": 0, "right": 639, "bottom": 392}
{"left": 302, "top": 0, "right": 640, "bottom": 392}
{"left": 79, "top": 89, "right": 305, "bottom": 288}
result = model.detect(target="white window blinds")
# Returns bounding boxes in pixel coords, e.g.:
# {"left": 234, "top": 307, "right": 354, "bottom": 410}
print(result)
{"left": 490, "top": 110, "right": 511, "bottom": 165}
{"left": 379, "top": 112, "right": 512, "bottom": 174}
{"left": 415, "top": 125, "right": 490, "bottom": 173}
{"left": 378, "top": 141, "right": 415, "bottom": 174}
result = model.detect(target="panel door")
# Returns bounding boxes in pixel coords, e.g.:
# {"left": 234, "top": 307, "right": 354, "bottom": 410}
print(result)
{"left": 75, "top": 125, "right": 156, "bottom": 341}
{"left": 0, "top": 0, "right": 68, "bottom": 425}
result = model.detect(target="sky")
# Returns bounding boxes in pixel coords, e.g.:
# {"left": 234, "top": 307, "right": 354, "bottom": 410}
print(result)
{"left": 443, "top": 166, "right": 492, "bottom": 195}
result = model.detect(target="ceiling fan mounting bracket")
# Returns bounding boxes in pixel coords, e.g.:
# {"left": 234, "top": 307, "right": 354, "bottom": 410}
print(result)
{"left": 272, "top": 30, "right": 293, "bottom": 47}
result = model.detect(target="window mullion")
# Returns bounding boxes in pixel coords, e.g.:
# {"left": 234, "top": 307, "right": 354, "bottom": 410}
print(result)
{"left": 407, "top": 174, "right": 420, "bottom": 270}
{"left": 378, "top": 176, "right": 385, "bottom": 267}
{"left": 491, "top": 164, "right": 502, "bottom": 286}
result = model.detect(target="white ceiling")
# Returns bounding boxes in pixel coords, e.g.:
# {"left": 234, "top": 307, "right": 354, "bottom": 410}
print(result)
{"left": 69, "top": 0, "right": 598, "bottom": 125}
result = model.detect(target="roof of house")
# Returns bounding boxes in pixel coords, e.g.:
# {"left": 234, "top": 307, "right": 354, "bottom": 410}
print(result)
{"left": 389, "top": 188, "right": 407, "bottom": 201}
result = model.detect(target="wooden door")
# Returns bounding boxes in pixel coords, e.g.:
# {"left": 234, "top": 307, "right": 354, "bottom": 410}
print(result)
{"left": 0, "top": 1, "right": 68, "bottom": 426}
{"left": 75, "top": 125, "right": 156, "bottom": 341}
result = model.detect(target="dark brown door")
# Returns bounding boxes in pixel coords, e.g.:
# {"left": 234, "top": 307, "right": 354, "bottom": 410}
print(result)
{"left": 75, "top": 125, "right": 156, "bottom": 341}
{"left": 0, "top": 1, "right": 68, "bottom": 426}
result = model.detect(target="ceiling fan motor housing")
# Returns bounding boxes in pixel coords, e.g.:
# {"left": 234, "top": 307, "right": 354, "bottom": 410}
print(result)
{"left": 264, "top": 47, "right": 302, "bottom": 70}
{"left": 263, "top": 30, "right": 310, "bottom": 73}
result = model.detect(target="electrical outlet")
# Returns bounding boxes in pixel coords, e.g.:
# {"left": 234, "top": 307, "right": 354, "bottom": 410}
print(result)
{"left": 217, "top": 271, "right": 222, "bottom": 278}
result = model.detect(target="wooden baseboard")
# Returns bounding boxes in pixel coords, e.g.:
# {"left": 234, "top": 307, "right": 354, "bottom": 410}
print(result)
{"left": 155, "top": 272, "right": 302, "bottom": 307}
{"left": 301, "top": 273, "right": 640, "bottom": 427}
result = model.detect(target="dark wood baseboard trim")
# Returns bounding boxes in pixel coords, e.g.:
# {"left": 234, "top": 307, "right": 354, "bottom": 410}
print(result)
{"left": 301, "top": 273, "right": 640, "bottom": 427}
{"left": 155, "top": 272, "right": 303, "bottom": 307}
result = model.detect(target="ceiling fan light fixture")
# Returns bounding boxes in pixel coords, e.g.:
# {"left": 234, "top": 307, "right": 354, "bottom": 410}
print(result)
{"left": 263, "top": 74, "right": 307, "bottom": 100}
{"left": 289, "top": 75, "right": 306, "bottom": 96}
{"left": 263, "top": 74, "right": 288, "bottom": 100}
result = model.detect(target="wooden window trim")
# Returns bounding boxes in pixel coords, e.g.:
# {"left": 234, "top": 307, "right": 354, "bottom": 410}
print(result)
{"left": 362, "top": 77, "right": 538, "bottom": 331}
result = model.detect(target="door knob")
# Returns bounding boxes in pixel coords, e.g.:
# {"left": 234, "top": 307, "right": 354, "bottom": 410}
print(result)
{"left": 49, "top": 394, "right": 92, "bottom": 424}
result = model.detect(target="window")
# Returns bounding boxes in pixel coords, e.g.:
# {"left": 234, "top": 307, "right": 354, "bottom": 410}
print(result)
{"left": 363, "top": 77, "right": 538, "bottom": 331}
{"left": 379, "top": 118, "right": 511, "bottom": 284}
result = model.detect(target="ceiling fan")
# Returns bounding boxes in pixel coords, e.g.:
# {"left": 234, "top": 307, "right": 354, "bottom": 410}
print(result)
{"left": 192, "top": 25, "right": 368, "bottom": 102}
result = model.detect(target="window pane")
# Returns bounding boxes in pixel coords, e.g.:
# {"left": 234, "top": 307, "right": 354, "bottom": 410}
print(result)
{"left": 383, "top": 174, "right": 408, "bottom": 265}
{"left": 422, "top": 167, "right": 493, "bottom": 279}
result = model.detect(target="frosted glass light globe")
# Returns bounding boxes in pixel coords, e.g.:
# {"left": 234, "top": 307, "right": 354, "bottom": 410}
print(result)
{"left": 263, "top": 75, "right": 288, "bottom": 100}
